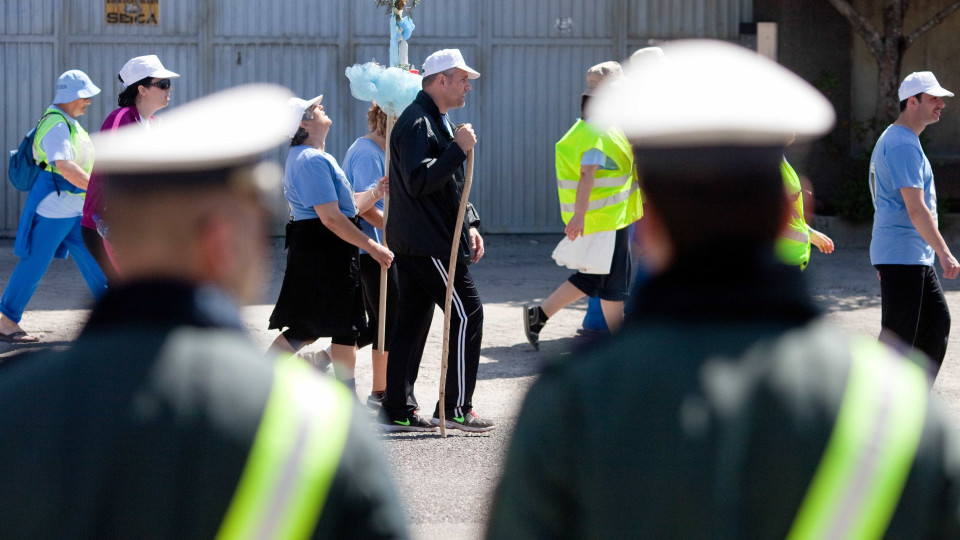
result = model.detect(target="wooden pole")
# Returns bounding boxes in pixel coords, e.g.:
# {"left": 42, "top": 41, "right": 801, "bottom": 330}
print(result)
{"left": 439, "top": 148, "right": 474, "bottom": 438}
{"left": 378, "top": 115, "right": 396, "bottom": 354}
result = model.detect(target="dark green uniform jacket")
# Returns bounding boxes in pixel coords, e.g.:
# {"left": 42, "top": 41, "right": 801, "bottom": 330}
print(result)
{"left": 0, "top": 280, "right": 407, "bottom": 539}
{"left": 488, "top": 249, "right": 960, "bottom": 539}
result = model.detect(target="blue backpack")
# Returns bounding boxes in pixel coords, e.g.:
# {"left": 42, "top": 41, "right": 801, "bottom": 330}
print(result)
{"left": 7, "top": 111, "right": 69, "bottom": 192}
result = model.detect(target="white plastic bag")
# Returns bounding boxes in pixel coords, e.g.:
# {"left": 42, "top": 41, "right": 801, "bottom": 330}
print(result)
{"left": 551, "top": 230, "right": 615, "bottom": 274}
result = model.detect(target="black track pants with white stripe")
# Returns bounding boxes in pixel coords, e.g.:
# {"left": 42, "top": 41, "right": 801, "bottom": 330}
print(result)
{"left": 383, "top": 254, "right": 483, "bottom": 420}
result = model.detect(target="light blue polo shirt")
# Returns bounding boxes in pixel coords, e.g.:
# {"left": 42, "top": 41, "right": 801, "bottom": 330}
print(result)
{"left": 342, "top": 136, "right": 385, "bottom": 252}
{"left": 869, "top": 124, "right": 936, "bottom": 266}
{"left": 283, "top": 146, "right": 357, "bottom": 221}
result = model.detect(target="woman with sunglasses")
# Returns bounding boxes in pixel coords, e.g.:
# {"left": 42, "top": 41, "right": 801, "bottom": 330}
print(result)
{"left": 81, "top": 55, "right": 179, "bottom": 283}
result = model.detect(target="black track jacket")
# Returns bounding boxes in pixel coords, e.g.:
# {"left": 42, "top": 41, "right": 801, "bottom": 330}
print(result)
{"left": 387, "top": 91, "right": 480, "bottom": 263}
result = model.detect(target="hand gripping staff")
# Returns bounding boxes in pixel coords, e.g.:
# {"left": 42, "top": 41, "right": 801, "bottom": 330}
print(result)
{"left": 438, "top": 146, "right": 474, "bottom": 438}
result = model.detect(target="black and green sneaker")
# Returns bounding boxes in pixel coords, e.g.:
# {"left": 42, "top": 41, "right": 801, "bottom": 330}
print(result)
{"left": 376, "top": 411, "right": 438, "bottom": 433}
{"left": 524, "top": 305, "right": 547, "bottom": 350}
{"left": 430, "top": 410, "right": 495, "bottom": 433}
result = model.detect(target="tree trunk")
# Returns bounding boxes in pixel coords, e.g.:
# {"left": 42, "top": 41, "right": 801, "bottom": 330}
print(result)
{"left": 876, "top": 48, "right": 903, "bottom": 127}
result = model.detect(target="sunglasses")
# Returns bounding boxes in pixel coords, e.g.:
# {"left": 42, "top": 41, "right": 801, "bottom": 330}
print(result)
{"left": 144, "top": 79, "right": 172, "bottom": 90}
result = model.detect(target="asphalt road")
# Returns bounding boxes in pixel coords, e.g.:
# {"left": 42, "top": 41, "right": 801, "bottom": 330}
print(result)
{"left": 2, "top": 230, "right": 960, "bottom": 539}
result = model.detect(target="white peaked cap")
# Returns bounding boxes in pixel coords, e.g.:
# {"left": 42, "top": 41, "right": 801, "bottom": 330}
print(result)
{"left": 93, "top": 84, "right": 296, "bottom": 173}
{"left": 588, "top": 40, "right": 835, "bottom": 147}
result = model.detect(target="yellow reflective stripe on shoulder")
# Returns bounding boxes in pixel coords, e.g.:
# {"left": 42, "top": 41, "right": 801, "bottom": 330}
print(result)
{"left": 556, "top": 174, "right": 631, "bottom": 191}
{"left": 217, "top": 356, "right": 354, "bottom": 540}
{"left": 787, "top": 338, "right": 928, "bottom": 540}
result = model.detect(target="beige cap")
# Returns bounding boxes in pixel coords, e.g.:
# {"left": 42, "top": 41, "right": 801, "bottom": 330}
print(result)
{"left": 583, "top": 61, "right": 623, "bottom": 96}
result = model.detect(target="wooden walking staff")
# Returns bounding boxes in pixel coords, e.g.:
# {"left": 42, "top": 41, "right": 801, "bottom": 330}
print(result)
{"left": 377, "top": 114, "right": 395, "bottom": 354}
{"left": 438, "top": 146, "right": 474, "bottom": 438}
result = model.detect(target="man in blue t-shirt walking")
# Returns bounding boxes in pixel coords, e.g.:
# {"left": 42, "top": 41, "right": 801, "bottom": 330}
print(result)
{"left": 870, "top": 71, "right": 957, "bottom": 375}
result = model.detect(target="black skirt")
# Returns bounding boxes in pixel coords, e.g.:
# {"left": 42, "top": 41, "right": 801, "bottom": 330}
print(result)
{"left": 268, "top": 217, "right": 365, "bottom": 339}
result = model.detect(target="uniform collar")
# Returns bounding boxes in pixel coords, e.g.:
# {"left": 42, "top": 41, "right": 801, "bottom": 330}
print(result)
{"left": 630, "top": 247, "right": 819, "bottom": 325}
{"left": 82, "top": 279, "right": 246, "bottom": 334}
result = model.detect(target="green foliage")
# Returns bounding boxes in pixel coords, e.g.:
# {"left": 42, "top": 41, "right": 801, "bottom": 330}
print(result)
{"left": 831, "top": 153, "right": 874, "bottom": 224}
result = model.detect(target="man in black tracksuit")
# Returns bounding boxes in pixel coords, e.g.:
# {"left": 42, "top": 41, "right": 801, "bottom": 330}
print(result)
{"left": 378, "top": 49, "right": 494, "bottom": 433}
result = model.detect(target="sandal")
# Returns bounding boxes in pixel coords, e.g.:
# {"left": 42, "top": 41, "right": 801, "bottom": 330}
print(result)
{"left": 0, "top": 330, "right": 39, "bottom": 343}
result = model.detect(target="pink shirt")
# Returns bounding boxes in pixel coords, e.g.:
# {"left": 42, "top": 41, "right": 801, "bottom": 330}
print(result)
{"left": 81, "top": 106, "right": 156, "bottom": 230}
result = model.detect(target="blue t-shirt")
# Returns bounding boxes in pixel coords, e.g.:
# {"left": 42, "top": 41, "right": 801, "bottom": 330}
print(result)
{"left": 342, "top": 136, "right": 385, "bottom": 251}
{"left": 283, "top": 146, "right": 357, "bottom": 221}
{"left": 869, "top": 125, "right": 936, "bottom": 266}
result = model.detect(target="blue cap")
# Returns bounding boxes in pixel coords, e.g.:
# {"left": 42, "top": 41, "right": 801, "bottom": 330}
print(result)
{"left": 53, "top": 70, "right": 101, "bottom": 104}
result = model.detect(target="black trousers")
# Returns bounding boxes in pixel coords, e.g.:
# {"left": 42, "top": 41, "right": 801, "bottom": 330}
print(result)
{"left": 384, "top": 254, "right": 483, "bottom": 419}
{"left": 877, "top": 264, "right": 951, "bottom": 370}
{"left": 356, "top": 253, "right": 399, "bottom": 350}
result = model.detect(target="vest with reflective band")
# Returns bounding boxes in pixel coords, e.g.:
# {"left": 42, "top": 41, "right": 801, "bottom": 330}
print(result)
{"left": 775, "top": 158, "right": 811, "bottom": 269}
{"left": 555, "top": 119, "right": 641, "bottom": 234}
{"left": 787, "top": 337, "right": 928, "bottom": 540}
{"left": 33, "top": 107, "right": 95, "bottom": 177}
{"left": 217, "top": 356, "right": 353, "bottom": 540}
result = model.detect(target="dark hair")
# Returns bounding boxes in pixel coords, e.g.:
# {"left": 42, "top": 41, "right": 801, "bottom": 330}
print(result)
{"left": 118, "top": 75, "right": 151, "bottom": 108}
{"left": 899, "top": 92, "right": 923, "bottom": 112}
{"left": 290, "top": 107, "right": 314, "bottom": 146}
{"left": 635, "top": 145, "right": 785, "bottom": 257}
{"left": 580, "top": 94, "right": 592, "bottom": 119}
{"left": 291, "top": 128, "right": 309, "bottom": 146}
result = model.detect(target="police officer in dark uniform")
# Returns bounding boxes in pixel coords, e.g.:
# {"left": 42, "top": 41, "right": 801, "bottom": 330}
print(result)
{"left": 0, "top": 85, "right": 408, "bottom": 539}
{"left": 487, "top": 41, "right": 960, "bottom": 539}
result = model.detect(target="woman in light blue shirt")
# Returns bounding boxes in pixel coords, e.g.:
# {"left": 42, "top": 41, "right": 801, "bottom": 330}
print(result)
{"left": 268, "top": 95, "right": 392, "bottom": 395}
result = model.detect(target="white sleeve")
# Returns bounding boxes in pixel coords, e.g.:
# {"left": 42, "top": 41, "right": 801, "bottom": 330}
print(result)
{"left": 39, "top": 122, "right": 74, "bottom": 162}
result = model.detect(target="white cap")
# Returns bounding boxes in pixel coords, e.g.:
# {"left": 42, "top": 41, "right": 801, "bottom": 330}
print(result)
{"left": 286, "top": 94, "right": 323, "bottom": 137}
{"left": 422, "top": 49, "right": 480, "bottom": 79}
{"left": 119, "top": 55, "right": 180, "bottom": 88}
{"left": 588, "top": 40, "right": 835, "bottom": 147}
{"left": 53, "top": 70, "right": 101, "bottom": 104}
{"left": 629, "top": 46, "right": 665, "bottom": 67}
{"left": 898, "top": 71, "right": 954, "bottom": 101}
{"left": 92, "top": 84, "right": 295, "bottom": 174}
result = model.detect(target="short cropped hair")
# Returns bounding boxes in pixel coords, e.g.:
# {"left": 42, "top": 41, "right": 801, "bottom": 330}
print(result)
{"left": 635, "top": 145, "right": 785, "bottom": 257}
{"left": 899, "top": 92, "right": 923, "bottom": 112}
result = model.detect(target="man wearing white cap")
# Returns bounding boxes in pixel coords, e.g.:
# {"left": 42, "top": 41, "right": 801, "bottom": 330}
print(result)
{"left": 870, "top": 71, "right": 957, "bottom": 375}
{"left": 488, "top": 42, "right": 960, "bottom": 538}
{"left": 379, "top": 48, "right": 495, "bottom": 432}
{"left": 0, "top": 85, "right": 407, "bottom": 538}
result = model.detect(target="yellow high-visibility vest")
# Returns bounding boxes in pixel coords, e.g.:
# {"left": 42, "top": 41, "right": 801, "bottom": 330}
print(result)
{"left": 33, "top": 107, "right": 94, "bottom": 176}
{"left": 787, "top": 337, "right": 928, "bottom": 540}
{"left": 217, "top": 356, "right": 353, "bottom": 540}
{"left": 776, "top": 158, "right": 811, "bottom": 269}
{"left": 555, "top": 119, "right": 641, "bottom": 234}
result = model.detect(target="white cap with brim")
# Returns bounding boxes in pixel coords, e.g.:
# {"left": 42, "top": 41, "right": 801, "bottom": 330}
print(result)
{"left": 286, "top": 94, "right": 323, "bottom": 137}
{"left": 119, "top": 55, "right": 181, "bottom": 88}
{"left": 422, "top": 49, "right": 480, "bottom": 79}
{"left": 53, "top": 70, "right": 101, "bottom": 104}
{"left": 587, "top": 40, "right": 835, "bottom": 147}
{"left": 898, "top": 71, "right": 954, "bottom": 102}
{"left": 92, "top": 84, "right": 296, "bottom": 174}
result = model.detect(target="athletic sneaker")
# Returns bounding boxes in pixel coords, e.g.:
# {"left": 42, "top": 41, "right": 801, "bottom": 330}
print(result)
{"left": 430, "top": 410, "right": 496, "bottom": 433}
{"left": 376, "top": 411, "right": 438, "bottom": 433}
{"left": 524, "top": 305, "right": 546, "bottom": 350}
{"left": 366, "top": 391, "right": 385, "bottom": 410}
